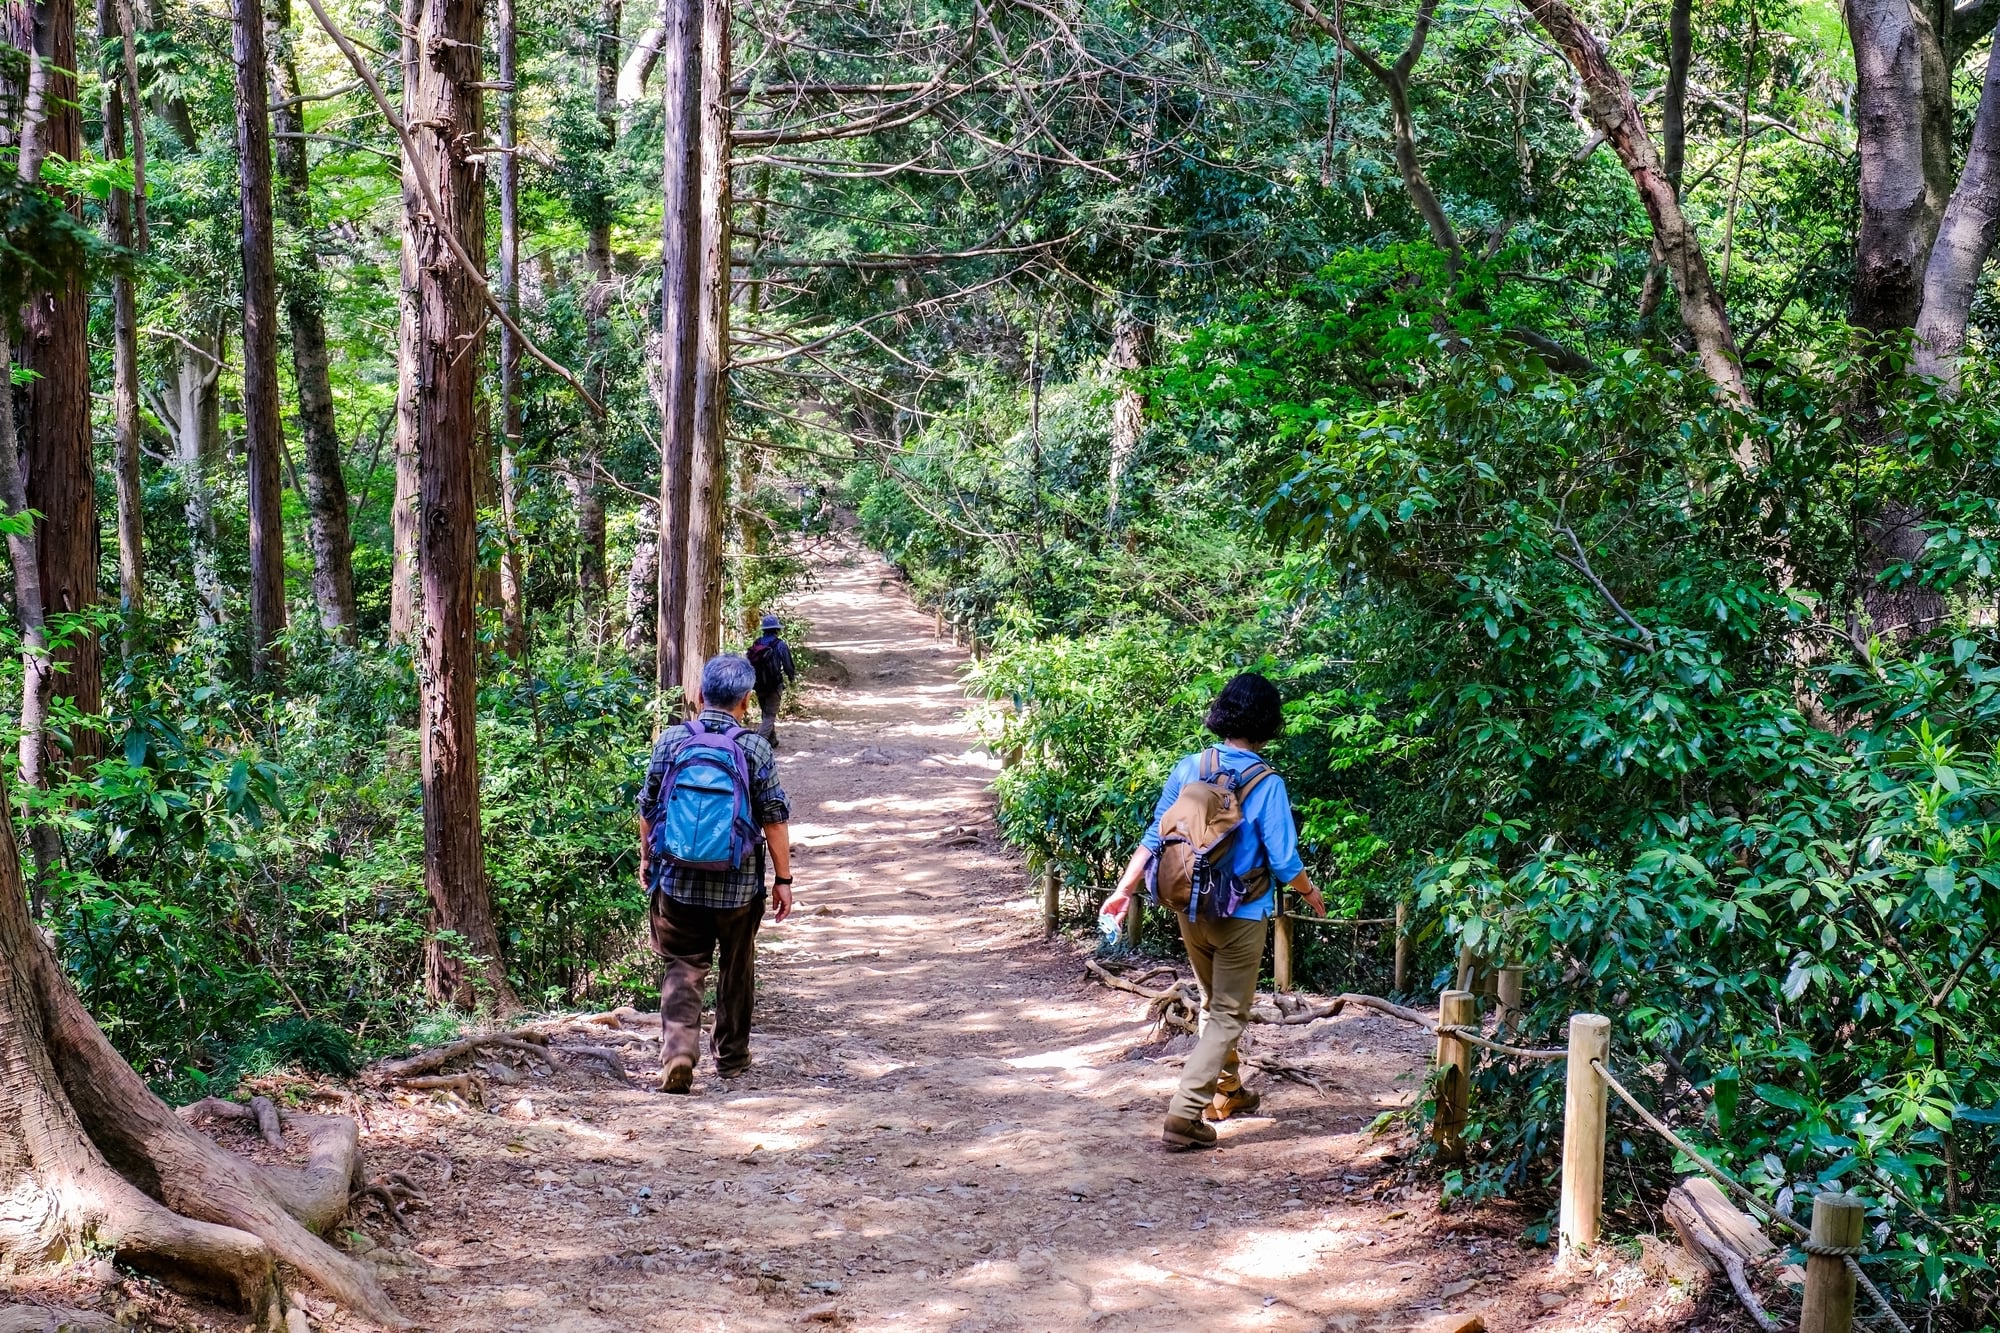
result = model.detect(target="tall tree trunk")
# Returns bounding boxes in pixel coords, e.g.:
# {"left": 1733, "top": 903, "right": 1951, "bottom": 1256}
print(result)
{"left": 1914, "top": 11, "right": 2000, "bottom": 382}
{"left": 1517, "top": 0, "right": 1751, "bottom": 412}
{"left": 1638, "top": 0, "right": 1692, "bottom": 323}
{"left": 679, "top": 0, "right": 731, "bottom": 703}
{"left": 626, "top": 499, "right": 659, "bottom": 659}
{"left": 495, "top": 0, "right": 527, "bottom": 659}
{"left": 11, "top": 0, "right": 102, "bottom": 760}
{"left": 656, "top": 0, "right": 700, "bottom": 702}
{"left": 1103, "top": 300, "right": 1152, "bottom": 527}
{"left": 175, "top": 318, "right": 227, "bottom": 630}
{"left": 572, "top": 0, "right": 620, "bottom": 643}
{"left": 101, "top": 0, "right": 145, "bottom": 655}
{"left": 1848, "top": 0, "right": 1954, "bottom": 337}
{"left": 235, "top": 0, "right": 288, "bottom": 679}
{"left": 272, "top": 7, "right": 359, "bottom": 641}
{"left": 409, "top": 0, "right": 516, "bottom": 1010}
{"left": 387, "top": 0, "right": 422, "bottom": 646}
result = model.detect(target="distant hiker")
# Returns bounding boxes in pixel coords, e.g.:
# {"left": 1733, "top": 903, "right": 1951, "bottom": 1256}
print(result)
{"left": 638, "top": 654, "right": 795, "bottom": 1092}
{"left": 747, "top": 614, "right": 797, "bottom": 745}
{"left": 1101, "top": 672, "right": 1326, "bottom": 1152}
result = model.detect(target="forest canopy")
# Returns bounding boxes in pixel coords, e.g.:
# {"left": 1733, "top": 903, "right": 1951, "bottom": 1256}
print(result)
{"left": 3, "top": 0, "right": 2000, "bottom": 1320}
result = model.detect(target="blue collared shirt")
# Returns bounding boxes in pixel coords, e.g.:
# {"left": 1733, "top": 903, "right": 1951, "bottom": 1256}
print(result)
{"left": 1141, "top": 744, "right": 1303, "bottom": 920}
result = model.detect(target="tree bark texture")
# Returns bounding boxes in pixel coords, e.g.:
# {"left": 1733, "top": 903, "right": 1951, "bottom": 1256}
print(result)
{"left": 1518, "top": 0, "right": 1751, "bottom": 410}
{"left": 1847, "top": 0, "right": 1954, "bottom": 336}
{"left": 626, "top": 500, "right": 659, "bottom": 659}
{"left": 1103, "top": 302, "right": 1152, "bottom": 526}
{"left": 387, "top": 0, "right": 423, "bottom": 646}
{"left": 1913, "top": 12, "right": 2000, "bottom": 381}
{"left": 234, "top": 0, "right": 289, "bottom": 678}
{"left": 679, "top": 0, "right": 732, "bottom": 704}
{"left": 572, "top": 0, "right": 621, "bottom": 639}
{"left": 0, "top": 744, "right": 404, "bottom": 1325}
{"left": 101, "top": 0, "right": 145, "bottom": 650}
{"left": 657, "top": 0, "right": 701, "bottom": 700}
{"left": 10, "top": 0, "right": 101, "bottom": 753}
{"left": 174, "top": 317, "right": 227, "bottom": 630}
{"left": 273, "top": 11, "right": 359, "bottom": 641}
{"left": 409, "top": 0, "right": 516, "bottom": 1010}
{"left": 496, "top": 0, "right": 528, "bottom": 659}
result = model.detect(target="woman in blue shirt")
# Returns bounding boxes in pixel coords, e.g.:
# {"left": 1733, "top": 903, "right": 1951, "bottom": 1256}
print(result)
{"left": 1103, "top": 672, "right": 1325, "bottom": 1151}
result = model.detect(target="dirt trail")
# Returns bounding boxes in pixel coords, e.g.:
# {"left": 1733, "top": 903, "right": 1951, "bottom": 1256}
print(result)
{"left": 348, "top": 543, "right": 1664, "bottom": 1333}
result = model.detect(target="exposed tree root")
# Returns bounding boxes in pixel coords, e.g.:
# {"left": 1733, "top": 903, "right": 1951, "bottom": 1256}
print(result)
{"left": 566, "top": 1046, "right": 635, "bottom": 1083}
{"left": 0, "top": 795, "right": 403, "bottom": 1329}
{"left": 350, "top": 1173, "right": 425, "bottom": 1233}
{"left": 373, "top": 1027, "right": 554, "bottom": 1082}
{"left": 395, "top": 1072, "right": 484, "bottom": 1105}
{"left": 0, "top": 1306, "right": 120, "bottom": 1332}
{"left": 578, "top": 1006, "right": 649, "bottom": 1029}
{"left": 178, "top": 1096, "right": 283, "bottom": 1149}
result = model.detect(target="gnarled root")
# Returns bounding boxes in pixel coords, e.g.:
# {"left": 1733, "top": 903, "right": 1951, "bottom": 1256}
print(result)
{"left": 374, "top": 1027, "right": 553, "bottom": 1082}
{"left": 350, "top": 1173, "right": 425, "bottom": 1233}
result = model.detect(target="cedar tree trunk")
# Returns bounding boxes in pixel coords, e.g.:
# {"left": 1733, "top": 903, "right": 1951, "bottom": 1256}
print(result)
{"left": 235, "top": 0, "right": 289, "bottom": 678}
{"left": 679, "top": 0, "right": 731, "bottom": 703}
{"left": 273, "top": 7, "right": 360, "bottom": 640}
{"left": 657, "top": 0, "right": 701, "bottom": 700}
{"left": 496, "top": 0, "right": 528, "bottom": 658}
{"left": 409, "top": 0, "right": 517, "bottom": 1010}
{"left": 11, "top": 0, "right": 102, "bottom": 756}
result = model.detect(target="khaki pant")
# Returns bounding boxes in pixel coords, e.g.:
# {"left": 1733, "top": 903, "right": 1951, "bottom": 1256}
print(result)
{"left": 1170, "top": 912, "right": 1268, "bottom": 1122}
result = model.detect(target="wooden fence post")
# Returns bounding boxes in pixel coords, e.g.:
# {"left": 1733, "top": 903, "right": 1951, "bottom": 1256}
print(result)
{"left": 1433, "top": 990, "right": 1477, "bottom": 1163}
{"left": 1121, "top": 891, "right": 1142, "bottom": 947}
{"left": 934, "top": 609, "right": 943, "bottom": 641}
{"left": 1393, "top": 900, "right": 1410, "bottom": 993}
{"left": 1800, "top": 1193, "right": 1862, "bottom": 1333}
{"left": 1273, "top": 908, "right": 1294, "bottom": 994}
{"left": 1558, "top": 1013, "right": 1612, "bottom": 1258}
{"left": 1040, "top": 864, "right": 1059, "bottom": 936}
{"left": 1496, "top": 965, "right": 1525, "bottom": 1035}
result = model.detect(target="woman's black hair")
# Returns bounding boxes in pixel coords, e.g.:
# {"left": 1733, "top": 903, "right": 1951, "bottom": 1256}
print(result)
{"left": 1204, "top": 672, "right": 1284, "bottom": 744}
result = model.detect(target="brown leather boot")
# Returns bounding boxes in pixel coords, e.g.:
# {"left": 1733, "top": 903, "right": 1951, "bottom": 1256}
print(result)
{"left": 658, "top": 1058, "right": 693, "bottom": 1094}
{"left": 1205, "top": 1086, "right": 1263, "bottom": 1122}
{"left": 1162, "top": 1115, "right": 1218, "bottom": 1152}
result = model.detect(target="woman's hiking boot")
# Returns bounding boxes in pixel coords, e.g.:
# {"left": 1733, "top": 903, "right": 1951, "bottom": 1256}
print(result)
{"left": 1161, "top": 1115, "right": 1218, "bottom": 1152}
{"left": 1205, "top": 1086, "right": 1262, "bottom": 1122}
{"left": 658, "top": 1058, "right": 694, "bottom": 1094}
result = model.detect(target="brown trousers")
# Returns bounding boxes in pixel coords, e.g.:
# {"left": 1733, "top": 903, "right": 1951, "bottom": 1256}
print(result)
{"left": 650, "top": 892, "right": 764, "bottom": 1072}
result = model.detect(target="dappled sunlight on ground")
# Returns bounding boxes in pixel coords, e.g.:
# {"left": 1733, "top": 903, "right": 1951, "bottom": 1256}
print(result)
{"left": 346, "top": 542, "right": 1706, "bottom": 1333}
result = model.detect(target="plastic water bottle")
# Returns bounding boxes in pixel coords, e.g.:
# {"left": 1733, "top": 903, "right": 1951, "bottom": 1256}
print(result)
{"left": 1098, "top": 901, "right": 1125, "bottom": 945}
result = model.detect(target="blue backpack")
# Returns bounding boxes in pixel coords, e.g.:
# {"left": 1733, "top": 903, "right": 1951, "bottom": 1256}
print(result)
{"left": 646, "top": 719, "right": 759, "bottom": 882}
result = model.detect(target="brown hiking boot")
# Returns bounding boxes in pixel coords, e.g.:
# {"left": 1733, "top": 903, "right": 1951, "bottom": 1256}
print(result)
{"left": 1205, "top": 1086, "right": 1262, "bottom": 1122}
{"left": 1162, "top": 1115, "right": 1218, "bottom": 1152}
{"left": 658, "top": 1058, "right": 693, "bottom": 1094}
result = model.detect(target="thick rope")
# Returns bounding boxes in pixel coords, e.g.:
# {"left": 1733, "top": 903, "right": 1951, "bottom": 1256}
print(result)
{"left": 1590, "top": 1058, "right": 1912, "bottom": 1333}
{"left": 1436, "top": 1024, "right": 1566, "bottom": 1061}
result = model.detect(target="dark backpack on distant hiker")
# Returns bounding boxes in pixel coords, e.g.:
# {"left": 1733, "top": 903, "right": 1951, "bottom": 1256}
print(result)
{"left": 645, "top": 719, "right": 759, "bottom": 884}
{"left": 747, "top": 638, "right": 786, "bottom": 696}
{"left": 1146, "top": 748, "right": 1276, "bottom": 919}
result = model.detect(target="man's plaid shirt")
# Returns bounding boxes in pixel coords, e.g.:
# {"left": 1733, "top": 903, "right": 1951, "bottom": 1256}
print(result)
{"left": 640, "top": 709, "right": 791, "bottom": 910}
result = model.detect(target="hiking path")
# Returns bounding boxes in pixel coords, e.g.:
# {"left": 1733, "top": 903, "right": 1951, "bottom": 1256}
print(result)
{"left": 336, "top": 541, "right": 1692, "bottom": 1333}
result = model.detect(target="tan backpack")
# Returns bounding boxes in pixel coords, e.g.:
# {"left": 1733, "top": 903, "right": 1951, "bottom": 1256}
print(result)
{"left": 1147, "top": 749, "right": 1276, "bottom": 918}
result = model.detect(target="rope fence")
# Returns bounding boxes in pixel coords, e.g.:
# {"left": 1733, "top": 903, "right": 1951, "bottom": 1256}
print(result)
{"left": 1084, "top": 948, "right": 1917, "bottom": 1333}
{"left": 1376, "top": 990, "right": 1911, "bottom": 1333}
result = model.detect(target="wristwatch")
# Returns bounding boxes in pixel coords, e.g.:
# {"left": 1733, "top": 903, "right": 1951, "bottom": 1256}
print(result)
{"left": 774, "top": 876, "right": 794, "bottom": 885}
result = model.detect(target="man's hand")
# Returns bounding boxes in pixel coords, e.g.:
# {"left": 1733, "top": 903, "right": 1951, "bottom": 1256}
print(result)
{"left": 1100, "top": 887, "right": 1132, "bottom": 923}
{"left": 772, "top": 880, "right": 794, "bottom": 923}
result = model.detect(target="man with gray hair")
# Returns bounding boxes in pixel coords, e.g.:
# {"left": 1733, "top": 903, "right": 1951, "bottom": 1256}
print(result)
{"left": 638, "top": 653, "right": 795, "bottom": 1092}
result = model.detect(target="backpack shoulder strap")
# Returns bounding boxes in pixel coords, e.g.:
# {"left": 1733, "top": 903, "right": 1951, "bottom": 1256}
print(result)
{"left": 1197, "top": 747, "right": 1221, "bottom": 782}
{"left": 1231, "top": 759, "right": 1275, "bottom": 798}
